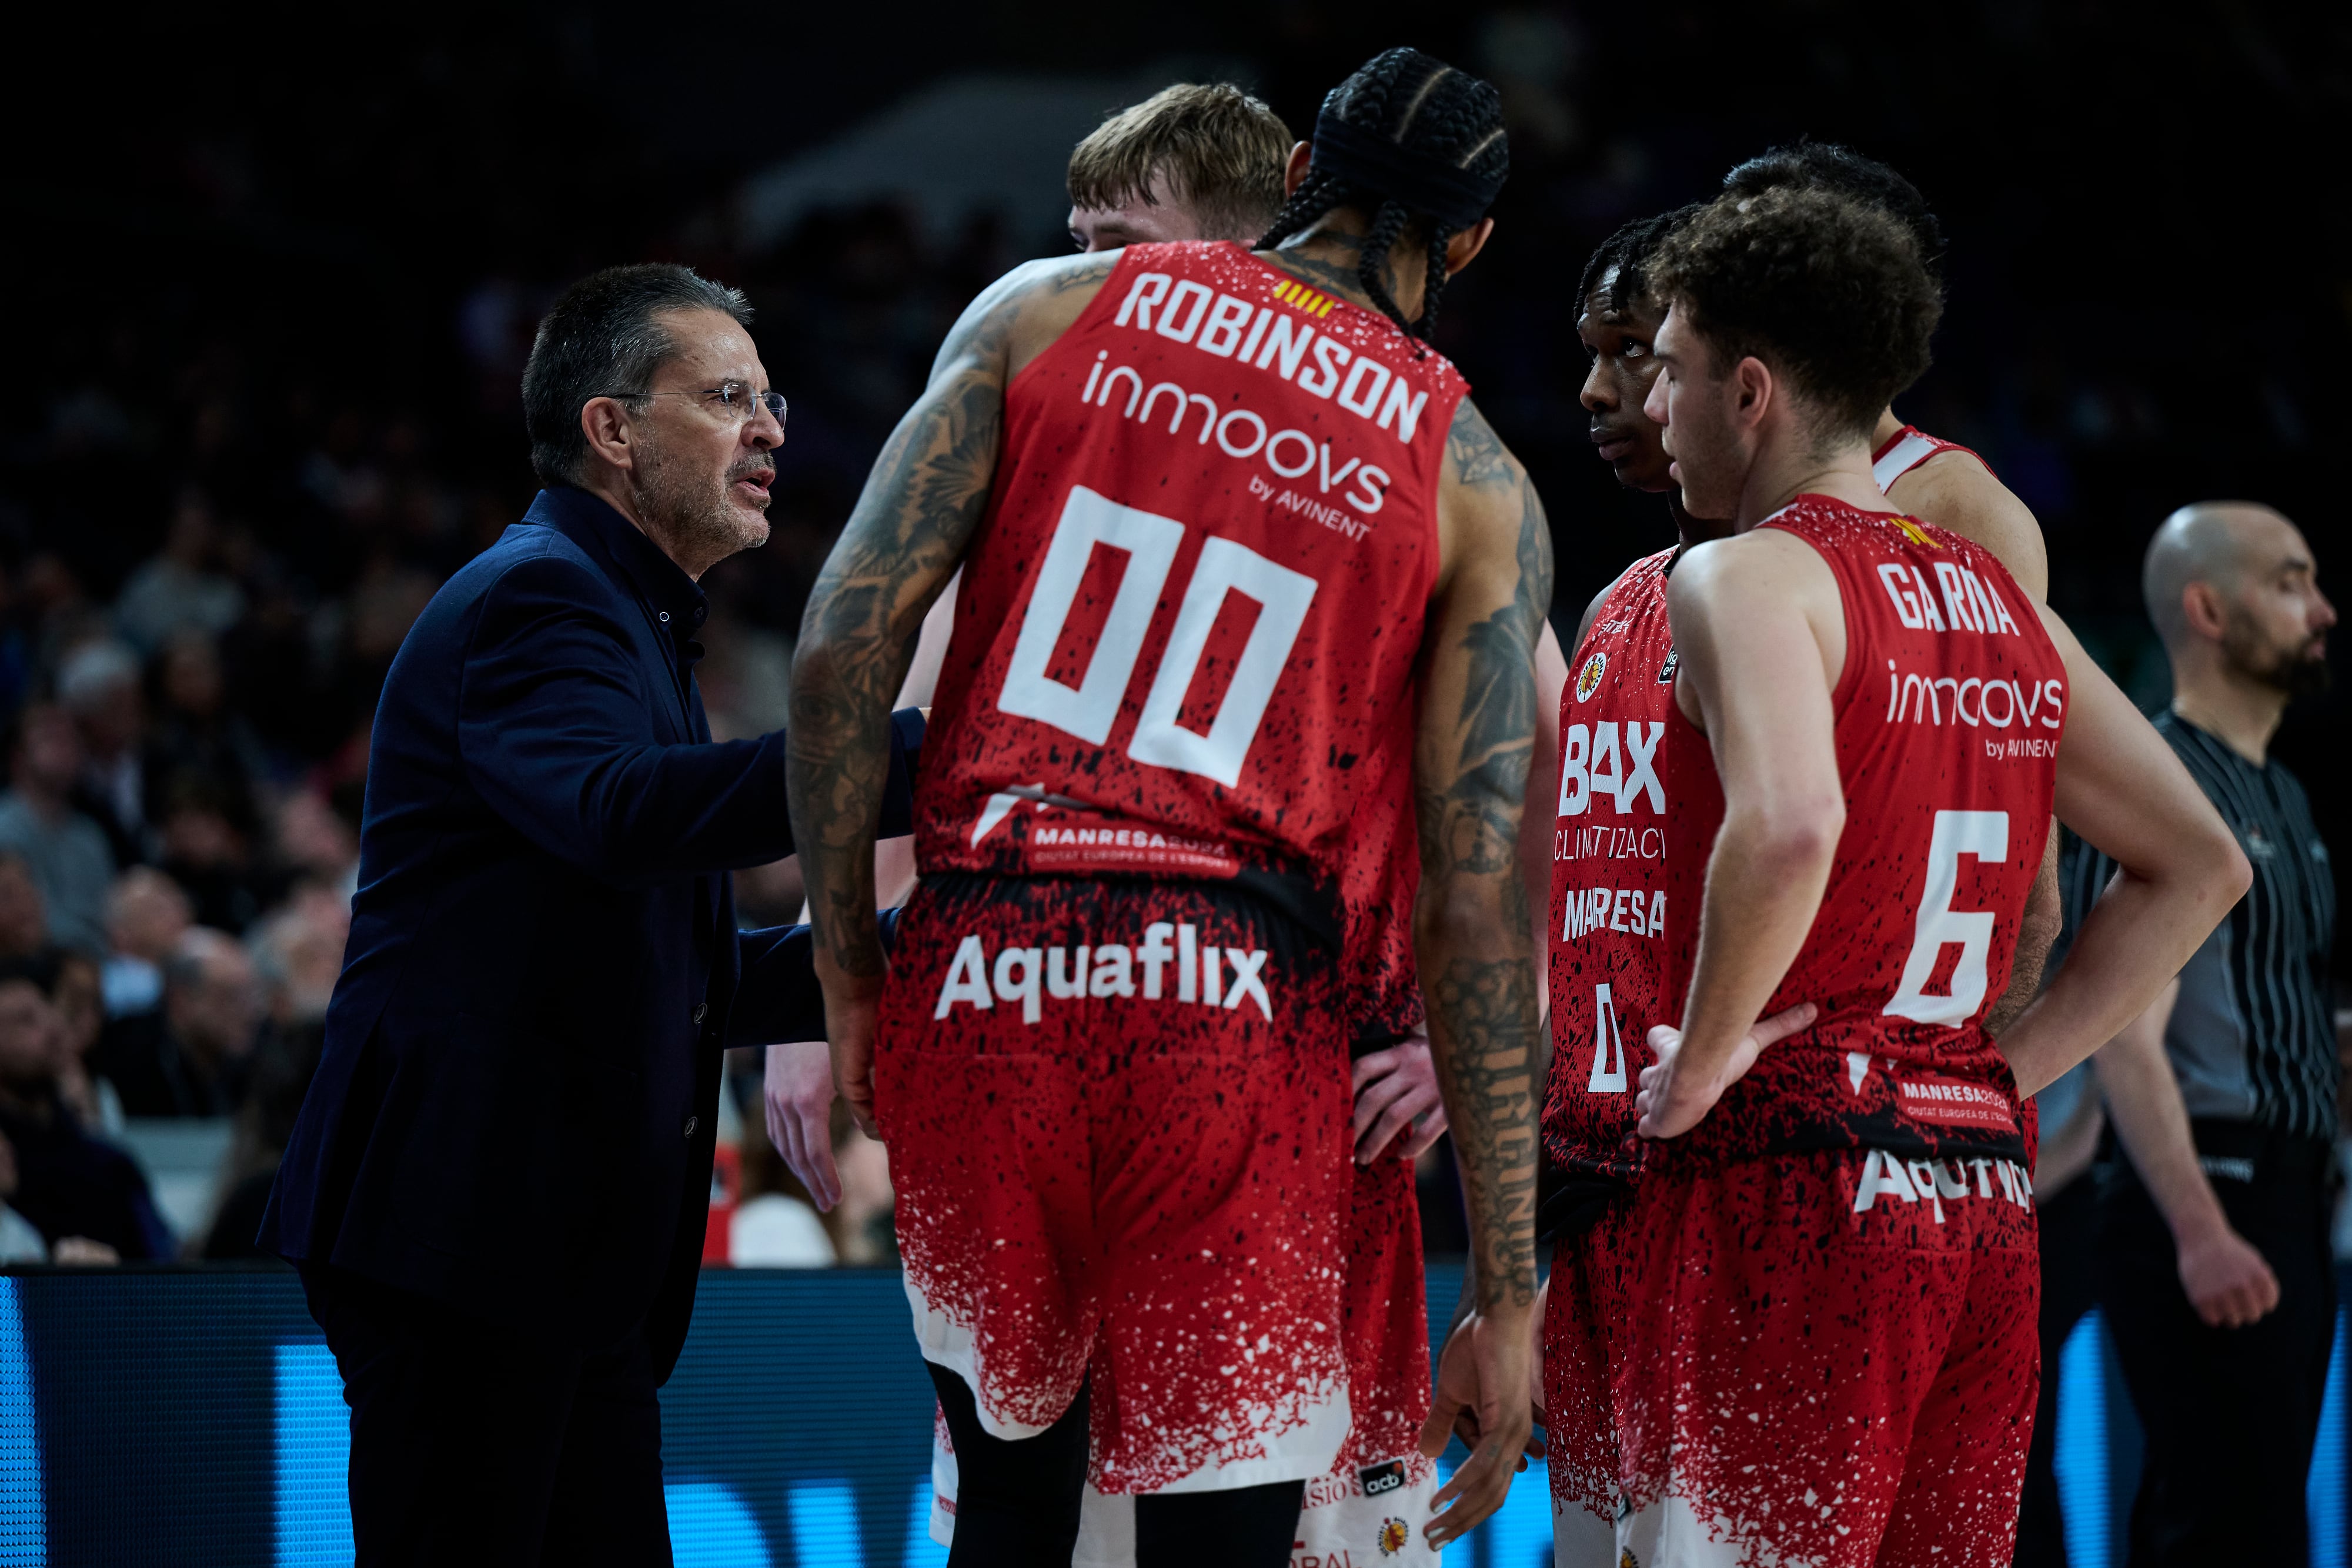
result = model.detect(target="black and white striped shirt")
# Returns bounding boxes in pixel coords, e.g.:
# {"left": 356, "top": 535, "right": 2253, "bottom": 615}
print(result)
{"left": 2055, "top": 710, "right": 2338, "bottom": 1142}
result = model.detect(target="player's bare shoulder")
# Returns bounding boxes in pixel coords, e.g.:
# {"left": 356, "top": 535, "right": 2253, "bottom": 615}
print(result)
{"left": 931, "top": 251, "right": 1124, "bottom": 385}
{"left": 1665, "top": 527, "right": 1843, "bottom": 717}
{"left": 1436, "top": 396, "right": 1552, "bottom": 611}
{"left": 1886, "top": 451, "right": 2049, "bottom": 601}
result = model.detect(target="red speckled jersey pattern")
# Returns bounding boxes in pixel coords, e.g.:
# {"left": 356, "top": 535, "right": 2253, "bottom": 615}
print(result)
{"left": 1543, "top": 547, "right": 1679, "bottom": 1183}
{"left": 883, "top": 242, "right": 1465, "bottom": 1496}
{"left": 1539, "top": 550, "right": 1677, "bottom": 1524}
{"left": 914, "top": 242, "right": 1463, "bottom": 917}
{"left": 1610, "top": 494, "right": 2063, "bottom": 1566}
{"left": 880, "top": 872, "right": 1353, "bottom": 1495}
{"left": 1615, "top": 1151, "right": 2039, "bottom": 1567}
{"left": 1342, "top": 744, "right": 1425, "bottom": 1047}
{"left": 1653, "top": 496, "right": 2064, "bottom": 1174}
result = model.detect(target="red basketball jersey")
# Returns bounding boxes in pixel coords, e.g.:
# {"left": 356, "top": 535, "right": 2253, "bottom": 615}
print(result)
{"left": 1542, "top": 549, "right": 1678, "bottom": 1182}
{"left": 917, "top": 242, "right": 1467, "bottom": 922}
{"left": 1661, "top": 496, "right": 2065, "bottom": 1168}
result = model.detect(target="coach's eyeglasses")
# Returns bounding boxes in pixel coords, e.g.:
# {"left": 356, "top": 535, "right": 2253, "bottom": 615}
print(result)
{"left": 603, "top": 382, "right": 787, "bottom": 425}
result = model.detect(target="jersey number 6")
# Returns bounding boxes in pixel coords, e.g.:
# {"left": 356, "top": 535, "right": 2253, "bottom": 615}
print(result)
{"left": 997, "top": 485, "right": 1317, "bottom": 788}
{"left": 1883, "top": 809, "right": 2011, "bottom": 1026}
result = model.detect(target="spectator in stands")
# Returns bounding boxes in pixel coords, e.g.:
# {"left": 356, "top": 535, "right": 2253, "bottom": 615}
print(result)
{"left": 0, "top": 953, "right": 168, "bottom": 1261}
{"left": 94, "top": 926, "right": 261, "bottom": 1118}
{"left": 56, "top": 639, "right": 149, "bottom": 869}
{"left": 46, "top": 948, "right": 118, "bottom": 1135}
{"left": 203, "top": 891, "right": 342, "bottom": 1258}
{"left": 152, "top": 771, "right": 273, "bottom": 933}
{"left": 0, "top": 850, "right": 46, "bottom": 961}
{"left": 0, "top": 1128, "right": 47, "bottom": 1263}
{"left": 100, "top": 864, "right": 193, "bottom": 1018}
{"left": 0, "top": 703, "right": 116, "bottom": 955}
{"left": 145, "top": 630, "right": 269, "bottom": 841}
{"left": 272, "top": 788, "right": 360, "bottom": 898}
{"left": 113, "top": 487, "right": 246, "bottom": 656}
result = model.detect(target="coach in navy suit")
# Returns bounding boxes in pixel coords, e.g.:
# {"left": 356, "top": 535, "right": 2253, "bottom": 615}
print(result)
{"left": 263, "top": 264, "right": 911, "bottom": 1566}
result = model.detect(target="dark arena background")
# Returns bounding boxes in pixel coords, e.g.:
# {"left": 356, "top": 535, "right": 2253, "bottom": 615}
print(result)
{"left": 2, "top": 2, "right": 2346, "bottom": 1564}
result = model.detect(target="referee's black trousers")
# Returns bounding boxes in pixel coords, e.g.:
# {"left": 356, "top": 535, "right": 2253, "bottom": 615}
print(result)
{"left": 2096, "top": 1124, "right": 2337, "bottom": 1568}
{"left": 299, "top": 1263, "right": 673, "bottom": 1567}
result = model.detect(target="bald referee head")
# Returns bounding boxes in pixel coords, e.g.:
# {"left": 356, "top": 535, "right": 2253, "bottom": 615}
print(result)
{"left": 2145, "top": 503, "right": 2334, "bottom": 757}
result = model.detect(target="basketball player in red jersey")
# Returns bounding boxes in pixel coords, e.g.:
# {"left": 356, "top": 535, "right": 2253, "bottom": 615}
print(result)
{"left": 1720, "top": 142, "right": 2046, "bottom": 601}
{"left": 897, "top": 81, "right": 1484, "bottom": 1568}
{"left": 1538, "top": 190, "right": 2061, "bottom": 1563}
{"left": 788, "top": 48, "right": 1545, "bottom": 1566}
{"left": 1605, "top": 186, "right": 2247, "bottom": 1567}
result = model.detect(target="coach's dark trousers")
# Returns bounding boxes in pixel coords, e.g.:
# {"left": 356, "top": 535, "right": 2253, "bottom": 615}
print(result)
{"left": 2097, "top": 1122, "right": 2337, "bottom": 1568}
{"left": 300, "top": 1264, "right": 673, "bottom": 1567}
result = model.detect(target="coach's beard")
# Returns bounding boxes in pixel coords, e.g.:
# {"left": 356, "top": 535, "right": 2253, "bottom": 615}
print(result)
{"left": 634, "top": 447, "right": 773, "bottom": 571}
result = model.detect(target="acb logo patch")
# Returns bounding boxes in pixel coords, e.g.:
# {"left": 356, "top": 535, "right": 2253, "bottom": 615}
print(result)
{"left": 1358, "top": 1458, "right": 1407, "bottom": 1497}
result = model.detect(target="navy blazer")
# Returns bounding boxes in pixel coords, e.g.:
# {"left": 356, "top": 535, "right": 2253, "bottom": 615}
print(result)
{"left": 262, "top": 486, "right": 914, "bottom": 1376}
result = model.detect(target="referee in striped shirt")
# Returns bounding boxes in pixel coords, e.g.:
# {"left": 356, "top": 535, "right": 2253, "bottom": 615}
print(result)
{"left": 2061, "top": 501, "right": 2338, "bottom": 1567}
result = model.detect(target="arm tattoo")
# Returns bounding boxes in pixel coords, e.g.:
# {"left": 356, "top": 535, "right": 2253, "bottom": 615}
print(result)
{"left": 787, "top": 256, "right": 1115, "bottom": 977}
{"left": 1416, "top": 417, "right": 1555, "bottom": 1309}
{"left": 1428, "top": 957, "right": 1542, "bottom": 1305}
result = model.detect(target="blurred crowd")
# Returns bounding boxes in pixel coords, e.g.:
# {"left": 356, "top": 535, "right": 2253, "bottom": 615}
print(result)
{"left": 3, "top": 1, "right": 2342, "bottom": 1271}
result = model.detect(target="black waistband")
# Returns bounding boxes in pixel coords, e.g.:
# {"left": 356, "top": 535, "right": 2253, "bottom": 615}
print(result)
{"left": 1537, "top": 1164, "right": 1628, "bottom": 1244}
{"left": 913, "top": 868, "right": 1341, "bottom": 955}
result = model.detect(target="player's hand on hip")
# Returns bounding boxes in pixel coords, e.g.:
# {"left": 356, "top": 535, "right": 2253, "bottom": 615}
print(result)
{"left": 1418, "top": 1305, "right": 1538, "bottom": 1547}
{"left": 1636, "top": 1001, "right": 1817, "bottom": 1140}
{"left": 1349, "top": 1027, "right": 1449, "bottom": 1164}
{"left": 763, "top": 1041, "right": 841, "bottom": 1211}
{"left": 2177, "top": 1221, "right": 2283, "bottom": 1328}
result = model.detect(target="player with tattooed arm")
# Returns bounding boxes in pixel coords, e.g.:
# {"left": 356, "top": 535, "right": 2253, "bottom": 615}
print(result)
{"left": 895, "top": 76, "right": 1545, "bottom": 1567}
{"left": 787, "top": 48, "right": 1545, "bottom": 1567}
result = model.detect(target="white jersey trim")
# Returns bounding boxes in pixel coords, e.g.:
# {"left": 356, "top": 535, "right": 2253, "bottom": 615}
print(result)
{"left": 1873, "top": 430, "right": 1943, "bottom": 492}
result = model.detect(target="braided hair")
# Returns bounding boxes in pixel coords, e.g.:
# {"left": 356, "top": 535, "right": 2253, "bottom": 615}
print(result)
{"left": 1257, "top": 48, "right": 1508, "bottom": 344}
{"left": 1573, "top": 205, "right": 1702, "bottom": 321}
{"left": 1722, "top": 140, "right": 1947, "bottom": 285}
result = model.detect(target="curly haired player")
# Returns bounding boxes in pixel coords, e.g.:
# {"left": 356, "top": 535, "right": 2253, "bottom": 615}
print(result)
{"left": 1537, "top": 175, "right": 2064, "bottom": 1564}
{"left": 1608, "top": 185, "right": 2247, "bottom": 1567}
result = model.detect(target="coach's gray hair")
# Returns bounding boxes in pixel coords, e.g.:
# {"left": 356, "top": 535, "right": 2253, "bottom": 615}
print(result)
{"left": 521, "top": 263, "right": 753, "bottom": 487}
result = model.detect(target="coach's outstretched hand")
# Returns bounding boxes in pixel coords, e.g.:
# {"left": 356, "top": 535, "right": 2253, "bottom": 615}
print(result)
{"left": 1635, "top": 1001, "right": 1819, "bottom": 1139}
{"left": 1419, "top": 1305, "right": 1538, "bottom": 1547}
{"left": 764, "top": 1041, "right": 842, "bottom": 1211}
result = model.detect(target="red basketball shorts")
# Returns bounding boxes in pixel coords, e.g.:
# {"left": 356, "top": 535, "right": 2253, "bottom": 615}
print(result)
{"left": 1299, "top": 1144, "right": 1439, "bottom": 1564}
{"left": 1612, "top": 1148, "right": 2040, "bottom": 1568}
{"left": 927, "top": 1149, "right": 1441, "bottom": 1563}
{"left": 876, "top": 873, "right": 1354, "bottom": 1496}
{"left": 1542, "top": 1195, "right": 1635, "bottom": 1545}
